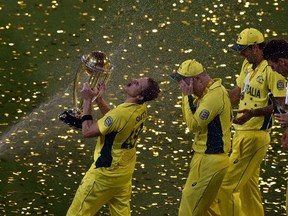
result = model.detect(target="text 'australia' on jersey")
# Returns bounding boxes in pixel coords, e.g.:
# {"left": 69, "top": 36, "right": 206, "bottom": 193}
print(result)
{"left": 235, "top": 59, "right": 286, "bottom": 130}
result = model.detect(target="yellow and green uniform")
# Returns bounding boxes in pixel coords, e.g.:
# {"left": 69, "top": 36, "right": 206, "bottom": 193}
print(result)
{"left": 178, "top": 78, "right": 232, "bottom": 216}
{"left": 235, "top": 59, "right": 285, "bottom": 131}
{"left": 67, "top": 103, "right": 147, "bottom": 216}
{"left": 218, "top": 59, "right": 286, "bottom": 216}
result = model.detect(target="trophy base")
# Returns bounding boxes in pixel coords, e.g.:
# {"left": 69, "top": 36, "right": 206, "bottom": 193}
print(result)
{"left": 58, "top": 110, "right": 82, "bottom": 129}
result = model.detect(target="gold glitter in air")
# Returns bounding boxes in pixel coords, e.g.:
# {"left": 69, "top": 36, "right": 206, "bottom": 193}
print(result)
{"left": 0, "top": 0, "right": 287, "bottom": 215}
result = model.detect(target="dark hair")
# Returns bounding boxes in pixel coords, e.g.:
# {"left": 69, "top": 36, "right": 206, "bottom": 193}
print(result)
{"left": 257, "top": 42, "right": 266, "bottom": 50}
{"left": 263, "top": 39, "right": 288, "bottom": 61}
{"left": 140, "top": 78, "right": 160, "bottom": 103}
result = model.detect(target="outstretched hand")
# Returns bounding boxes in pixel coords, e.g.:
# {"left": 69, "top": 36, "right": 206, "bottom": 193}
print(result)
{"left": 233, "top": 109, "right": 253, "bottom": 125}
{"left": 275, "top": 113, "right": 288, "bottom": 127}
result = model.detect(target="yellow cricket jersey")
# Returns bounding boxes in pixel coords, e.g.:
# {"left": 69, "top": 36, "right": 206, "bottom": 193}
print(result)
{"left": 182, "top": 78, "right": 232, "bottom": 154}
{"left": 235, "top": 59, "right": 286, "bottom": 131}
{"left": 93, "top": 102, "right": 147, "bottom": 180}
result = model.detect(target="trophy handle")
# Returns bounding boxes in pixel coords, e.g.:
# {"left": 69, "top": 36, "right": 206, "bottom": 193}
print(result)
{"left": 73, "top": 63, "right": 84, "bottom": 111}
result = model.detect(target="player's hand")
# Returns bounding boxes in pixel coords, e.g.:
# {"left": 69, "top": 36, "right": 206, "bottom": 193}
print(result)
{"left": 179, "top": 78, "right": 193, "bottom": 96}
{"left": 81, "top": 82, "right": 98, "bottom": 101}
{"left": 233, "top": 109, "right": 253, "bottom": 125}
{"left": 281, "top": 128, "right": 288, "bottom": 148}
{"left": 94, "top": 83, "right": 106, "bottom": 103}
{"left": 275, "top": 113, "right": 288, "bottom": 127}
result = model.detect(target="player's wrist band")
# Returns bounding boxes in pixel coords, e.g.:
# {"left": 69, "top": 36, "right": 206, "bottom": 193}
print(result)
{"left": 81, "top": 115, "right": 93, "bottom": 123}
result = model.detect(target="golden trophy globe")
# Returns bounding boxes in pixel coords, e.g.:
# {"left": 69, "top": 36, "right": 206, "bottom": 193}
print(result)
{"left": 58, "top": 51, "right": 113, "bottom": 128}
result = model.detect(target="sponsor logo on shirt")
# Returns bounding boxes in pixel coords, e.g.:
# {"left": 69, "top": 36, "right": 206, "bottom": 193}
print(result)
{"left": 199, "top": 109, "right": 210, "bottom": 120}
{"left": 277, "top": 80, "right": 285, "bottom": 90}
{"left": 256, "top": 75, "right": 264, "bottom": 84}
{"left": 104, "top": 116, "right": 113, "bottom": 127}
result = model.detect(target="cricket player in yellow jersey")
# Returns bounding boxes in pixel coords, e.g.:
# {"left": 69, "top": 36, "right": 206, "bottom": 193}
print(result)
{"left": 67, "top": 77, "right": 160, "bottom": 216}
{"left": 263, "top": 39, "right": 288, "bottom": 216}
{"left": 170, "top": 59, "right": 232, "bottom": 216}
{"left": 218, "top": 28, "right": 286, "bottom": 216}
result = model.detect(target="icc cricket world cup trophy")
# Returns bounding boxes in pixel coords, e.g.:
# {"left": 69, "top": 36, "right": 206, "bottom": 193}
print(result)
{"left": 58, "top": 51, "right": 113, "bottom": 128}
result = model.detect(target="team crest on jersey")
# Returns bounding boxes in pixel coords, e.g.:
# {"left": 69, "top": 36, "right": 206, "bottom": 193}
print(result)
{"left": 277, "top": 80, "right": 285, "bottom": 90}
{"left": 256, "top": 75, "right": 264, "bottom": 84}
{"left": 104, "top": 116, "right": 113, "bottom": 127}
{"left": 199, "top": 109, "right": 210, "bottom": 120}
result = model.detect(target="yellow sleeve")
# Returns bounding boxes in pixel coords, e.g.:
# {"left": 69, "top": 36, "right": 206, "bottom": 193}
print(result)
{"left": 182, "top": 91, "right": 224, "bottom": 132}
{"left": 267, "top": 66, "right": 286, "bottom": 97}
{"left": 181, "top": 95, "right": 200, "bottom": 132}
{"left": 97, "top": 108, "right": 120, "bottom": 136}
